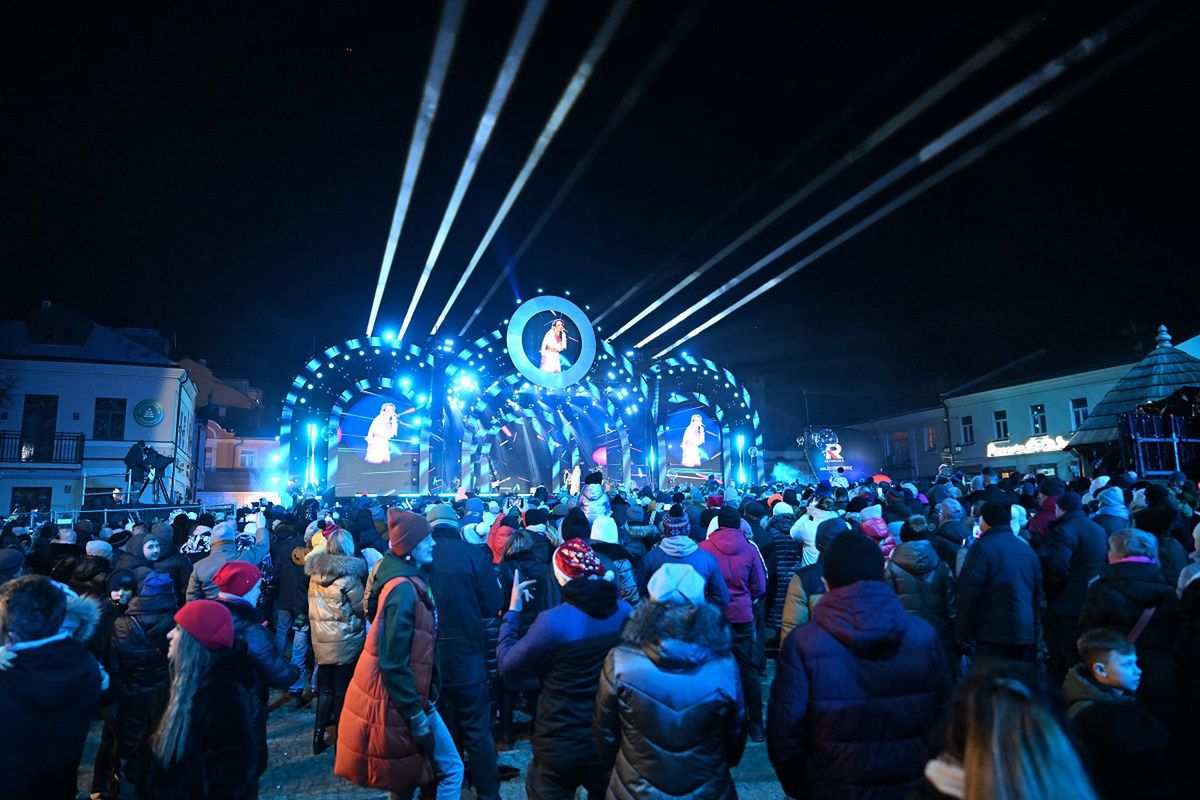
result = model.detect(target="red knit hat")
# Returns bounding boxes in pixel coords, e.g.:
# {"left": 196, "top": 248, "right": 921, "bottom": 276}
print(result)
{"left": 706, "top": 495, "right": 724, "bottom": 509}
{"left": 552, "top": 539, "right": 605, "bottom": 586}
{"left": 212, "top": 561, "right": 262, "bottom": 597}
{"left": 175, "top": 599, "right": 234, "bottom": 651}
{"left": 388, "top": 508, "right": 432, "bottom": 557}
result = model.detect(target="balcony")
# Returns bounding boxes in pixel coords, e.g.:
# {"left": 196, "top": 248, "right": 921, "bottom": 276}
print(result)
{"left": 0, "top": 431, "right": 86, "bottom": 465}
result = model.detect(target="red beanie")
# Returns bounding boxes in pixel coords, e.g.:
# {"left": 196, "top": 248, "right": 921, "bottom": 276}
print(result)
{"left": 175, "top": 599, "right": 234, "bottom": 651}
{"left": 552, "top": 539, "right": 606, "bottom": 586}
{"left": 213, "top": 561, "right": 262, "bottom": 597}
{"left": 706, "top": 495, "right": 724, "bottom": 509}
{"left": 388, "top": 508, "right": 432, "bottom": 557}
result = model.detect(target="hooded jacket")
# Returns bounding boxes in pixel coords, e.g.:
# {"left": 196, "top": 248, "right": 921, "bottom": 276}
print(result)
{"left": 0, "top": 632, "right": 102, "bottom": 800}
{"left": 68, "top": 554, "right": 111, "bottom": 598}
{"left": 578, "top": 483, "right": 611, "bottom": 525}
{"left": 857, "top": 506, "right": 897, "bottom": 559}
{"left": 305, "top": 552, "right": 367, "bottom": 666}
{"left": 1040, "top": 509, "right": 1107, "bottom": 617}
{"left": 780, "top": 562, "right": 828, "bottom": 641}
{"left": 590, "top": 539, "right": 641, "bottom": 607}
{"left": 699, "top": 527, "right": 766, "bottom": 624}
{"left": 595, "top": 602, "right": 745, "bottom": 800}
{"left": 269, "top": 522, "right": 308, "bottom": 612}
{"left": 498, "top": 579, "right": 631, "bottom": 768}
{"left": 767, "top": 581, "right": 951, "bottom": 800}
{"left": 1076, "top": 560, "right": 1181, "bottom": 726}
{"left": 186, "top": 524, "right": 269, "bottom": 600}
{"left": 638, "top": 535, "right": 729, "bottom": 607}
{"left": 499, "top": 532, "right": 556, "bottom": 629}
{"left": 884, "top": 540, "right": 956, "bottom": 665}
{"left": 1062, "top": 662, "right": 1133, "bottom": 722}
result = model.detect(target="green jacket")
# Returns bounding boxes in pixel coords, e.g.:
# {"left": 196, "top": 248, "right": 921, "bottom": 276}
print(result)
{"left": 367, "top": 553, "right": 440, "bottom": 719}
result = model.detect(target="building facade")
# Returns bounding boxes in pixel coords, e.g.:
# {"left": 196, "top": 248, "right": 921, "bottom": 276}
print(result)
{"left": 0, "top": 305, "right": 198, "bottom": 512}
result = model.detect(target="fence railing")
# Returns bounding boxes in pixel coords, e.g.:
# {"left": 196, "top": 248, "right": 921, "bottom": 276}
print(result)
{"left": 0, "top": 431, "right": 86, "bottom": 464}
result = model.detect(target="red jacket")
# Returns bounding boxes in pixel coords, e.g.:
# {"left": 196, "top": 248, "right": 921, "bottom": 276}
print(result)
{"left": 335, "top": 576, "right": 435, "bottom": 792}
{"left": 700, "top": 528, "right": 767, "bottom": 624}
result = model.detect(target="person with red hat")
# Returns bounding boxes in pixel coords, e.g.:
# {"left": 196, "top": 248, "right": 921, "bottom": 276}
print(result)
{"left": 213, "top": 561, "right": 299, "bottom": 787}
{"left": 139, "top": 599, "right": 259, "bottom": 799}
{"left": 337, "top": 508, "right": 464, "bottom": 799}
{"left": 497, "top": 539, "right": 632, "bottom": 799}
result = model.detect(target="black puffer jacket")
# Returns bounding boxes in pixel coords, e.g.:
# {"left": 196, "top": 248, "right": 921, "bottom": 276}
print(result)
{"left": 761, "top": 518, "right": 801, "bottom": 632}
{"left": 884, "top": 540, "right": 956, "bottom": 665}
{"left": 269, "top": 524, "right": 307, "bottom": 613}
{"left": 221, "top": 599, "right": 300, "bottom": 775}
{"left": 1076, "top": 560, "right": 1181, "bottom": 728}
{"left": 69, "top": 555, "right": 112, "bottom": 598}
{"left": 595, "top": 602, "right": 745, "bottom": 799}
{"left": 499, "top": 536, "right": 557, "bottom": 628}
{"left": 108, "top": 592, "right": 175, "bottom": 757}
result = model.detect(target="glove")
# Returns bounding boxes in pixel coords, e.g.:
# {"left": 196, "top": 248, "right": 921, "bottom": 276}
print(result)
{"left": 408, "top": 709, "right": 435, "bottom": 754}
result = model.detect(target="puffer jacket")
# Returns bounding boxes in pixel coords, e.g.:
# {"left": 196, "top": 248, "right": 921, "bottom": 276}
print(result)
{"left": 108, "top": 591, "right": 174, "bottom": 758}
{"left": 69, "top": 554, "right": 111, "bottom": 598}
{"left": 1076, "top": 559, "right": 1181, "bottom": 728}
{"left": 591, "top": 539, "right": 641, "bottom": 606}
{"left": 762, "top": 525, "right": 801, "bottom": 632}
{"left": 638, "top": 535, "right": 728, "bottom": 607}
{"left": 884, "top": 540, "right": 956, "bottom": 666}
{"left": 595, "top": 602, "right": 745, "bottom": 799}
{"left": 305, "top": 552, "right": 367, "bottom": 666}
{"left": 790, "top": 507, "right": 835, "bottom": 567}
{"left": 699, "top": 527, "right": 766, "bottom": 625}
{"left": 500, "top": 535, "right": 557, "bottom": 628}
{"left": 780, "top": 562, "right": 826, "bottom": 641}
{"left": 768, "top": 581, "right": 951, "bottom": 800}
{"left": 578, "top": 483, "right": 611, "bottom": 524}
{"left": 858, "top": 506, "right": 897, "bottom": 559}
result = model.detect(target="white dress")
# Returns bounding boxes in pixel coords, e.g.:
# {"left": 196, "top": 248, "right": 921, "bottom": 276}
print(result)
{"left": 540, "top": 329, "right": 566, "bottom": 373}
{"left": 364, "top": 413, "right": 397, "bottom": 464}
{"left": 681, "top": 422, "right": 705, "bottom": 468}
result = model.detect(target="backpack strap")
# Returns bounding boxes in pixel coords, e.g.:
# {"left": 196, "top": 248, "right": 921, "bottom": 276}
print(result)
{"left": 1127, "top": 605, "right": 1156, "bottom": 644}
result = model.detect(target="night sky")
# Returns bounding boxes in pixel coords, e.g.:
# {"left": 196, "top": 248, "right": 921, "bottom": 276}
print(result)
{"left": 5, "top": 1, "right": 1197, "bottom": 445}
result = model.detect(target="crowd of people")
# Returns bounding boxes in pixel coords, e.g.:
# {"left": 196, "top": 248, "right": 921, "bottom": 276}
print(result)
{"left": 1, "top": 465, "right": 1198, "bottom": 798}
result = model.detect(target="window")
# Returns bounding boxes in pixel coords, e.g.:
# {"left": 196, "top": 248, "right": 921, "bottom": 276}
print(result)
{"left": 924, "top": 425, "right": 937, "bottom": 452}
{"left": 960, "top": 416, "right": 975, "bottom": 445}
{"left": 885, "top": 430, "right": 910, "bottom": 467}
{"left": 10, "top": 486, "right": 52, "bottom": 513}
{"left": 204, "top": 448, "right": 214, "bottom": 470}
{"left": 1029, "top": 403, "right": 1047, "bottom": 436}
{"left": 93, "top": 398, "right": 126, "bottom": 441}
{"left": 239, "top": 450, "right": 256, "bottom": 468}
{"left": 1070, "top": 397, "right": 1089, "bottom": 430}
{"left": 993, "top": 410, "right": 1009, "bottom": 441}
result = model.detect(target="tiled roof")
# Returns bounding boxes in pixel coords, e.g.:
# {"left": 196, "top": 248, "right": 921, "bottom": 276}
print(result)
{"left": 1068, "top": 326, "right": 1200, "bottom": 448}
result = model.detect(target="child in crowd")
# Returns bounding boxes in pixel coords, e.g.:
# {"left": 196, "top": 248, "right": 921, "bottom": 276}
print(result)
{"left": 1062, "top": 628, "right": 1140, "bottom": 720}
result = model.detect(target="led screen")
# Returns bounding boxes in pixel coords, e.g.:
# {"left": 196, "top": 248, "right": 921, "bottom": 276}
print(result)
{"left": 335, "top": 392, "right": 420, "bottom": 495}
{"left": 664, "top": 405, "right": 722, "bottom": 486}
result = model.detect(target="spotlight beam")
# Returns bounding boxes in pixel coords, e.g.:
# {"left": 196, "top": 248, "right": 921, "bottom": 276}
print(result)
{"left": 453, "top": 3, "right": 701, "bottom": 337}
{"left": 365, "top": 0, "right": 467, "bottom": 337}
{"left": 651, "top": 2, "right": 1188, "bottom": 360}
{"left": 636, "top": 0, "right": 1157, "bottom": 350}
{"left": 394, "top": 0, "right": 549, "bottom": 344}
{"left": 605, "top": 1, "right": 1060, "bottom": 341}
{"left": 429, "top": 0, "right": 635, "bottom": 337}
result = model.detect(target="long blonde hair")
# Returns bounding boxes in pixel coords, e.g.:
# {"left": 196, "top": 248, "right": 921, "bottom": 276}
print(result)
{"left": 151, "top": 627, "right": 218, "bottom": 765}
{"left": 963, "top": 677, "right": 1097, "bottom": 800}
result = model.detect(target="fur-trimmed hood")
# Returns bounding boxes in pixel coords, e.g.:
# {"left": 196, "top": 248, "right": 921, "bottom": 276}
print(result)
{"left": 621, "top": 600, "right": 731, "bottom": 668}
{"left": 61, "top": 586, "right": 101, "bottom": 642}
{"left": 305, "top": 552, "right": 367, "bottom": 586}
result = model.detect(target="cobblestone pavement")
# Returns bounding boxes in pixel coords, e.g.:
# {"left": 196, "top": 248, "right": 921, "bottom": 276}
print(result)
{"left": 79, "top": 675, "right": 783, "bottom": 798}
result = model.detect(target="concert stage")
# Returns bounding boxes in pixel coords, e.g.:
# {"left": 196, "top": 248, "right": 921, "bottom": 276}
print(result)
{"left": 281, "top": 296, "right": 762, "bottom": 496}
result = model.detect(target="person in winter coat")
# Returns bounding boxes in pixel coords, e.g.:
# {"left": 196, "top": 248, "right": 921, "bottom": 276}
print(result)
{"left": 780, "top": 517, "right": 850, "bottom": 640}
{"left": 70, "top": 539, "right": 113, "bottom": 598}
{"left": 1040, "top": 491, "right": 1108, "bottom": 682}
{"left": 790, "top": 495, "right": 837, "bottom": 567}
{"left": 139, "top": 600, "right": 259, "bottom": 800}
{"left": 214, "top": 561, "right": 301, "bottom": 783}
{"left": 955, "top": 502, "right": 1045, "bottom": 666}
{"left": 700, "top": 506, "right": 767, "bottom": 741}
{"left": 1076, "top": 528, "right": 1181, "bottom": 734}
{"left": 1132, "top": 504, "right": 1190, "bottom": 588}
{"left": 1092, "top": 486, "right": 1131, "bottom": 537}
{"left": 426, "top": 503, "right": 503, "bottom": 800}
{"left": 577, "top": 472, "right": 611, "bottom": 524}
{"left": 857, "top": 501, "right": 897, "bottom": 559}
{"left": 768, "top": 532, "right": 951, "bottom": 800}
{"left": 594, "top": 564, "right": 746, "bottom": 799}
{"left": 638, "top": 504, "right": 728, "bottom": 606}
{"left": 589, "top": 516, "right": 641, "bottom": 606}
{"left": 305, "top": 529, "right": 367, "bottom": 755}
{"left": 187, "top": 518, "right": 270, "bottom": 600}
{"left": 884, "top": 520, "right": 957, "bottom": 671}
{"left": 499, "top": 527, "right": 556, "bottom": 629}
{"left": 931, "top": 499, "right": 970, "bottom": 563}
{"left": 340, "top": 509, "right": 464, "bottom": 799}
{"left": 268, "top": 514, "right": 310, "bottom": 707}
{"left": 108, "top": 569, "right": 176, "bottom": 784}
{"left": 761, "top": 502, "right": 801, "bottom": 640}
{"left": 498, "top": 539, "right": 631, "bottom": 799}
{"left": 0, "top": 575, "right": 104, "bottom": 800}
{"left": 148, "top": 522, "right": 193, "bottom": 605}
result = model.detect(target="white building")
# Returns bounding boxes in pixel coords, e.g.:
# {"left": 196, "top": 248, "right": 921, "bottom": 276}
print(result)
{"left": 852, "top": 328, "right": 1200, "bottom": 480}
{"left": 0, "top": 304, "right": 198, "bottom": 512}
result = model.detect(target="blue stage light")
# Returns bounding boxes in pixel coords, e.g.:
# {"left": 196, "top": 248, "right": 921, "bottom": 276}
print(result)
{"left": 417, "top": 393, "right": 428, "bottom": 405}
{"left": 400, "top": 377, "right": 412, "bottom": 389}
{"left": 383, "top": 330, "right": 396, "bottom": 341}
